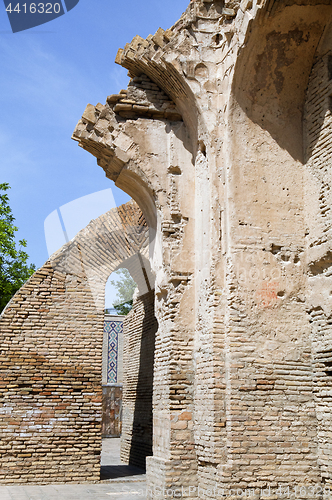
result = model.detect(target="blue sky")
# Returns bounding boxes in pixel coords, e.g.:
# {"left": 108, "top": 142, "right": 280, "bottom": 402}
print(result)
{"left": 0, "top": 0, "right": 188, "bottom": 306}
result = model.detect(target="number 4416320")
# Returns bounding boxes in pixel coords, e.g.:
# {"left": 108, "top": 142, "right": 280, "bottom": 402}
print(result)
{"left": 6, "top": 3, "right": 61, "bottom": 14}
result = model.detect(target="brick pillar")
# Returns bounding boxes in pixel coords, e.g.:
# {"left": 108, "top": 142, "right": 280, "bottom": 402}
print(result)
{"left": 146, "top": 276, "right": 197, "bottom": 499}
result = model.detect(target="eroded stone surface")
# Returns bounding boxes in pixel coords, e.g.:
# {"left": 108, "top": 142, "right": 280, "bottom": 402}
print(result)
{"left": 73, "top": 0, "right": 332, "bottom": 498}
{"left": 2, "top": 0, "right": 332, "bottom": 497}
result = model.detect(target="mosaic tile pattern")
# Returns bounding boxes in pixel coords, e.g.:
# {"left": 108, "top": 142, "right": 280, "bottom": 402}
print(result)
{"left": 104, "top": 319, "right": 123, "bottom": 383}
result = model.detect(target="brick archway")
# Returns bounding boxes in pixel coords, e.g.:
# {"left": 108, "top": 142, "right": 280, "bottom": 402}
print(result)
{"left": 0, "top": 200, "right": 154, "bottom": 483}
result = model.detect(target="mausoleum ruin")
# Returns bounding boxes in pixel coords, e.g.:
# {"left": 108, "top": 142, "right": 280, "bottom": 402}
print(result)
{"left": 2, "top": 0, "right": 332, "bottom": 498}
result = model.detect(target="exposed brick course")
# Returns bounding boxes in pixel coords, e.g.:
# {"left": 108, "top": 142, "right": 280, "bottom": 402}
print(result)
{"left": 121, "top": 290, "right": 157, "bottom": 469}
{"left": 73, "top": 1, "right": 332, "bottom": 498}
{"left": 0, "top": 201, "right": 149, "bottom": 484}
{"left": 3, "top": 1, "right": 332, "bottom": 498}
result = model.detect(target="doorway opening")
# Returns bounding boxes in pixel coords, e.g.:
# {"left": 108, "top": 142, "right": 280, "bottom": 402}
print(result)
{"left": 100, "top": 258, "right": 157, "bottom": 480}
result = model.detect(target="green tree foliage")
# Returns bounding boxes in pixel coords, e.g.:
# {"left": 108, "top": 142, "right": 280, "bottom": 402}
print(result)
{"left": 110, "top": 268, "right": 136, "bottom": 315}
{"left": 0, "top": 183, "right": 35, "bottom": 313}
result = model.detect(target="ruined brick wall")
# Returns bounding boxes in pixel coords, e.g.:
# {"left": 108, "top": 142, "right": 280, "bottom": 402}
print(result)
{"left": 73, "top": 2, "right": 332, "bottom": 498}
{"left": 0, "top": 201, "right": 150, "bottom": 484}
{"left": 214, "top": 2, "right": 327, "bottom": 490}
{"left": 108, "top": 74, "right": 182, "bottom": 122}
{"left": 3, "top": 0, "right": 332, "bottom": 495}
{"left": 120, "top": 290, "right": 157, "bottom": 470}
{"left": 0, "top": 264, "right": 102, "bottom": 484}
{"left": 304, "top": 23, "right": 332, "bottom": 485}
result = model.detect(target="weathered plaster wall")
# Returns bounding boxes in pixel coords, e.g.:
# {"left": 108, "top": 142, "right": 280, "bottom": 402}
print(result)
{"left": 73, "top": 73, "right": 197, "bottom": 491}
{"left": 73, "top": 1, "right": 332, "bottom": 498}
{"left": 220, "top": 3, "right": 331, "bottom": 490}
{"left": 2, "top": 0, "right": 332, "bottom": 497}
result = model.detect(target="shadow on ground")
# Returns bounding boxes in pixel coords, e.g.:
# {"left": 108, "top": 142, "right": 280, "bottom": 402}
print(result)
{"left": 100, "top": 464, "right": 145, "bottom": 480}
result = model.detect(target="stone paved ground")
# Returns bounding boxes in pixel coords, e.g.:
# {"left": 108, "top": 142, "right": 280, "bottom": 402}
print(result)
{"left": 0, "top": 439, "right": 147, "bottom": 500}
